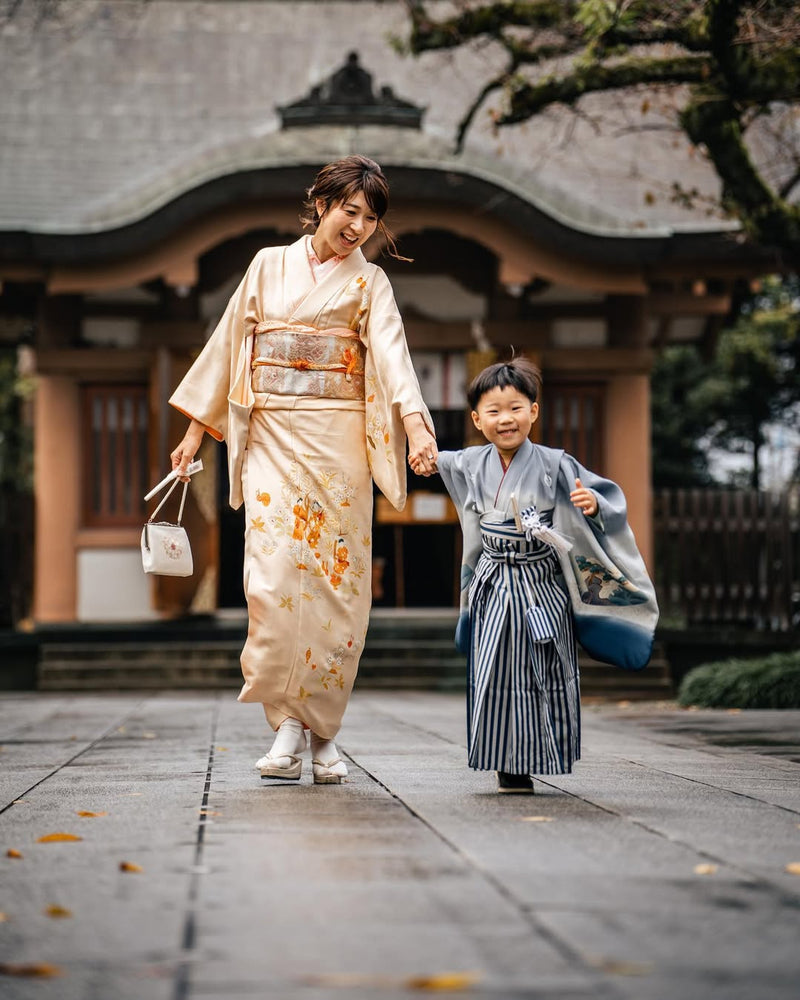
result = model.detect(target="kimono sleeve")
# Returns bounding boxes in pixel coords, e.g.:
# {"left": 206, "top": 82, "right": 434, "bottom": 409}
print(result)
{"left": 436, "top": 450, "right": 470, "bottom": 516}
{"left": 553, "top": 452, "right": 659, "bottom": 670}
{"left": 362, "top": 266, "right": 433, "bottom": 433}
{"left": 557, "top": 453, "right": 628, "bottom": 536}
{"left": 168, "top": 249, "right": 267, "bottom": 441}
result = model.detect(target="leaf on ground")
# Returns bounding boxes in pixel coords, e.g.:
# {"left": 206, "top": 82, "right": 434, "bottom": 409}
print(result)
{"left": 519, "top": 816, "right": 554, "bottom": 823}
{"left": 216, "top": 746, "right": 229, "bottom": 752}
{"left": 0, "top": 913, "right": 8, "bottom": 922}
{"left": 141, "top": 732, "right": 158, "bottom": 739}
{"left": 199, "top": 809, "right": 222, "bottom": 816}
{"left": 616, "top": 700, "right": 632, "bottom": 708}
{"left": 6, "top": 848, "right": 23, "bottom": 859}
{"left": 694, "top": 863, "right": 718, "bottom": 875}
{"left": 589, "top": 957, "right": 653, "bottom": 976}
{"left": 119, "top": 861, "right": 143, "bottom": 873}
{"left": 785, "top": 862, "right": 800, "bottom": 875}
{"left": 37, "top": 833, "right": 82, "bottom": 843}
{"left": 301, "top": 971, "right": 481, "bottom": 991}
{"left": 0, "top": 962, "right": 62, "bottom": 978}
{"left": 406, "top": 971, "right": 482, "bottom": 991}
{"left": 726, "top": 708, "right": 742, "bottom": 714}
{"left": 44, "top": 905, "right": 72, "bottom": 919}
{"left": 76, "top": 810, "right": 106, "bottom": 818}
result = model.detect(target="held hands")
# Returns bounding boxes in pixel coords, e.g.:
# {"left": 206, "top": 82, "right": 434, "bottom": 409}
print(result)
{"left": 570, "top": 477, "right": 598, "bottom": 517}
{"left": 404, "top": 412, "right": 438, "bottom": 477}
{"left": 170, "top": 420, "right": 206, "bottom": 482}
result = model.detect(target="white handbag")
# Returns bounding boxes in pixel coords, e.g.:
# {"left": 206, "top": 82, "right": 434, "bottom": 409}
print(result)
{"left": 141, "top": 477, "right": 194, "bottom": 577}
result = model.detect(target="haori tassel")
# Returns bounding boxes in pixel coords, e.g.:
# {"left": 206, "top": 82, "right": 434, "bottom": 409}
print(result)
{"left": 519, "top": 503, "right": 573, "bottom": 555}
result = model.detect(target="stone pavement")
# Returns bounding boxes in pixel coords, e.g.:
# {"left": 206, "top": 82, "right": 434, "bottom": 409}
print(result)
{"left": 1, "top": 692, "right": 799, "bottom": 1000}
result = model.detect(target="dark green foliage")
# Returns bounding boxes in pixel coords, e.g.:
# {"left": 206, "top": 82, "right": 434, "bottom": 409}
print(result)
{"left": 651, "top": 344, "right": 715, "bottom": 488}
{"left": 651, "top": 275, "right": 800, "bottom": 489}
{"left": 678, "top": 651, "right": 800, "bottom": 708}
{"left": 0, "top": 350, "right": 33, "bottom": 491}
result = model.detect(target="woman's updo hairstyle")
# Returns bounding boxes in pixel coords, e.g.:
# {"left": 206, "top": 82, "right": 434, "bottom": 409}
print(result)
{"left": 301, "top": 154, "right": 410, "bottom": 261}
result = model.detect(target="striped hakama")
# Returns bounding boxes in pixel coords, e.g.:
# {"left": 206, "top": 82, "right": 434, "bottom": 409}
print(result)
{"left": 467, "top": 517, "right": 581, "bottom": 775}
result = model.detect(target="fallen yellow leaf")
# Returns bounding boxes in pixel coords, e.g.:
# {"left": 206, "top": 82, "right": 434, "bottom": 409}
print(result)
{"left": 589, "top": 957, "right": 653, "bottom": 976}
{"left": 6, "top": 848, "right": 23, "bottom": 859}
{"left": 406, "top": 971, "right": 482, "bottom": 991}
{"left": 617, "top": 700, "right": 632, "bottom": 708}
{"left": 0, "top": 913, "right": 8, "bottom": 922}
{"left": 726, "top": 708, "right": 742, "bottom": 714}
{"left": 785, "top": 862, "right": 800, "bottom": 876}
{"left": 216, "top": 746, "right": 229, "bottom": 752}
{"left": 694, "top": 863, "right": 718, "bottom": 875}
{"left": 44, "top": 905, "right": 72, "bottom": 919}
{"left": 142, "top": 732, "right": 157, "bottom": 739}
{"left": 119, "top": 861, "right": 143, "bottom": 873}
{"left": 0, "top": 962, "right": 62, "bottom": 978}
{"left": 76, "top": 811, "right": 106, "bottom": 818}
{"left": 37, "top": 833, "right": 82, "bottom": 843}
{"left": 519, "top": 816, "right": 554, "bottom": 823}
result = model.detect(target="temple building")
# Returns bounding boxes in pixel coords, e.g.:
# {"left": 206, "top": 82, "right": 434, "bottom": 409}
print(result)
{"left": 0, "top": 1, "right": 769, "bottom": 623}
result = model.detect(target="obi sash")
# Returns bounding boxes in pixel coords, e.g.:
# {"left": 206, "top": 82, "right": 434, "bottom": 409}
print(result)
{"left": 251, "top": 320, "right": 366, "bottom": 401}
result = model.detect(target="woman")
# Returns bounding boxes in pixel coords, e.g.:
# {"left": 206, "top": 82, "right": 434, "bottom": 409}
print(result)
{"left": 169, "top": 155, "right": 437, "bottom": 784}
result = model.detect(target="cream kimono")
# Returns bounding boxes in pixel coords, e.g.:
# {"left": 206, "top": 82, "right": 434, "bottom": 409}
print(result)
{"left": 170, "top": 237, "right": 432, "bottom": 737}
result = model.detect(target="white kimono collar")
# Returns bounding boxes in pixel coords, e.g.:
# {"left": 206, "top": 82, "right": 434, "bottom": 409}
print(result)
{"left": 283, "top": 236, "right": 368, "bottom": 324}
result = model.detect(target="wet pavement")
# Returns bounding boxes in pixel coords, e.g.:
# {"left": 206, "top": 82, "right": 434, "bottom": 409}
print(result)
{"left": 1, "top": 692, "right": 799, "bottom": 1000}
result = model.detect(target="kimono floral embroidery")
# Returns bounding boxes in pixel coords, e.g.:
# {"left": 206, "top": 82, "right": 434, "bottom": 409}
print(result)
{"left": 259, "top": 462, "right": 364, "bottom": 592}
{"left": 255, "top": 489, "right": 271, "bottom": 507}
{"left": 303, "top": 638, "right": 360, "bottom": 691}
{"left": 349, "top": 275, "right": 369, "bottom": 331}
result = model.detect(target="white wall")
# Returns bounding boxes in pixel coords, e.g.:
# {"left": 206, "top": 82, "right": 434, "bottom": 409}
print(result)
{"left": 77, "top": 549, "right": 156, "bottom": 622}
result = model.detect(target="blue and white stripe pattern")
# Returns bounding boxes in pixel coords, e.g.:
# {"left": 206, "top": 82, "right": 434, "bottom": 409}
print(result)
{"left": 467, "top": 515, "right": 580, "bottom": 776}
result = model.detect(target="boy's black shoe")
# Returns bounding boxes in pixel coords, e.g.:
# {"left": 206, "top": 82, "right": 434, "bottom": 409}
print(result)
{"left": 497, "top": 771, "right": 534, "bottom": 794}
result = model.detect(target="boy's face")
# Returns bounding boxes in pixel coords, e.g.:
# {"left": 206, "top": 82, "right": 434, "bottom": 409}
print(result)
{"left": 471, "top": 385, "right": 539, "bottom": 464}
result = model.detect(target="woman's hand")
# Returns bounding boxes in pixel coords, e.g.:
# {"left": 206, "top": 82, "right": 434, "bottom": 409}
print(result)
{"left": 404, "top": 412, "right": 438, "bottom": 477}
{"left": 170, "top": 420, "right": 206, "bottom": 481}
{"left": 570, "top": 477, "right": 598, "bottom": 517}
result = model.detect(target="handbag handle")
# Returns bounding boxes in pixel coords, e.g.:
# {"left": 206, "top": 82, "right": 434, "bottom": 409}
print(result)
{"left": 147, "top": 477, "right": 189, "bottom": 525}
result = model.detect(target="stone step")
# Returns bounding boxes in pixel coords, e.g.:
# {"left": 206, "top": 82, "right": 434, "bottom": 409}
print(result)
{"left": 35, "top": 613, "right": 672, "bottom": 700}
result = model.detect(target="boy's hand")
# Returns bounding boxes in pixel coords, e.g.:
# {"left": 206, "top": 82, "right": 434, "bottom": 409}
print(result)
{"left": 570, "top": 478, "right": 598, "bottom": 517}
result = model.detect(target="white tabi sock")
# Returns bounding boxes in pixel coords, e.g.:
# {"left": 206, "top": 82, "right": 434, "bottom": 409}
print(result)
{"left": 310, "top": 732, "right": 348, "bottom": 777}
{"left": 256, "top": 718, "right": 306, "bottom": 769}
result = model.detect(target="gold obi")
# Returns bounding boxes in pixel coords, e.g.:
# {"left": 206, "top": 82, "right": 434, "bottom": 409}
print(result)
{"left": 251, "top": 321, "right": 366, "bottom": 401}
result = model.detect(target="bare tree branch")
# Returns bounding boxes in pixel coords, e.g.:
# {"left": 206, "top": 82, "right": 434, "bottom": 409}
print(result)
{"left": 499, "top": 55, "right": 711, "bottom": 125}
{"left": 401, "top": 0, "right": 800, "bottom": 261}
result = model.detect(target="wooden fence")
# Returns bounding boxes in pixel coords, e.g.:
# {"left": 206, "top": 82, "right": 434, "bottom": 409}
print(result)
{"left": 653, "top": 489, "right": 800, "bottom": 632}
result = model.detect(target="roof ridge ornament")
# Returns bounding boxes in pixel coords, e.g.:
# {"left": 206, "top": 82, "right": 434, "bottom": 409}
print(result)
{"left": 278, "top": 51, "right": 424, "bottom": 130}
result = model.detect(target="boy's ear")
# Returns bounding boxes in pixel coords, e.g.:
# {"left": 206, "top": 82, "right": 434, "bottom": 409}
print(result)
{"left": 530, "top": 402, "right": 539, "bottom": 424}
{"left": 470, "top": 410, "right": 482, "bottom": 431}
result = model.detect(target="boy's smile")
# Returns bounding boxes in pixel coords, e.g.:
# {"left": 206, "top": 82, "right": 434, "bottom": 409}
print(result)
{"left": 471, "top": 385, "right": 539, "bottom": 465}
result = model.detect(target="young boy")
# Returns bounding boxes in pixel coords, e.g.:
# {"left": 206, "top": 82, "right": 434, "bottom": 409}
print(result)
{"left": 430, "top": 358, "right": 657, "bottom": 793}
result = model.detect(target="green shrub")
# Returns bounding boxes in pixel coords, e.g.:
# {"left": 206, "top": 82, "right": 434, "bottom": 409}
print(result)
{"left": 678, "top": 650, "right": 800, "bottom": 709}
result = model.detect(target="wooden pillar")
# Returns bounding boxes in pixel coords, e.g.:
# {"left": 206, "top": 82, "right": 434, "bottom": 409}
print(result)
{"left": 604, "top": 373, "right": 653, "bottom": 571}
{"left": 33, "top": 375, "right": 81, "bottom": 620}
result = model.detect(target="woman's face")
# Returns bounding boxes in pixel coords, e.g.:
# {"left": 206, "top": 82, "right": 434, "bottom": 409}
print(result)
{"left": 313, "top": 189, "right": 378, "bottom": 260}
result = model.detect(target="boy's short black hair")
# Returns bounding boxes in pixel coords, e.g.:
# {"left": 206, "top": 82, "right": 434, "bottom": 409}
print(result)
{"left": 467, "top": 357, "right": 543, "bottom": 411}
